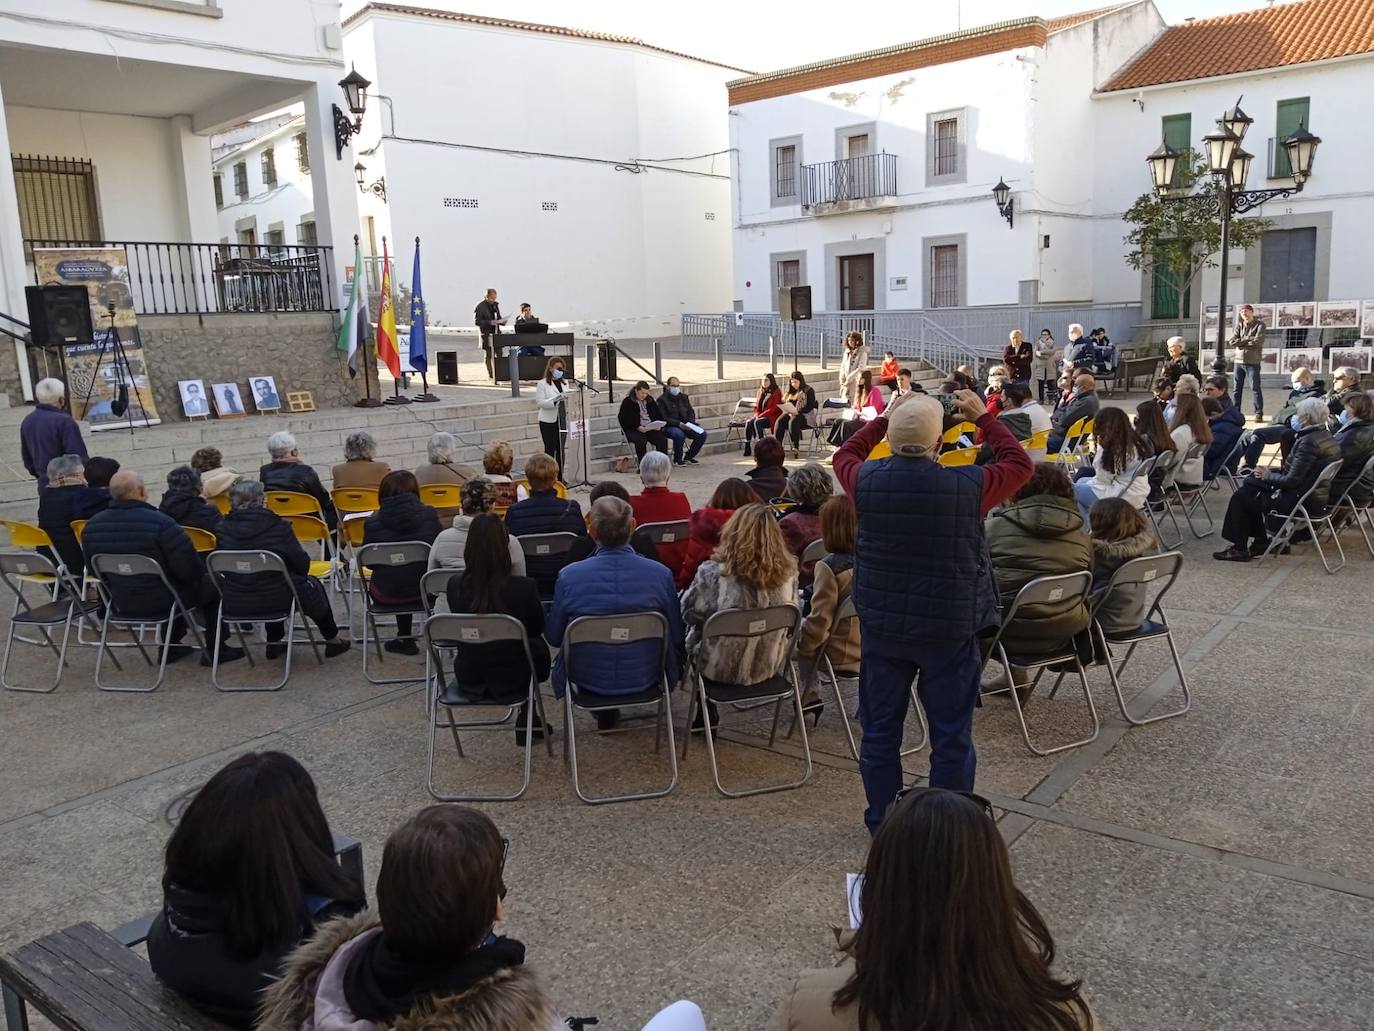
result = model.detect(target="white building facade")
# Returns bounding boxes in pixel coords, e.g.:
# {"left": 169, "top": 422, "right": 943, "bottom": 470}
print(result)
{"left": 338, "top": 3, "right": 739, "bottom": 329}
{"left": 213, "top": 112, "right": 322, "bottom": 250}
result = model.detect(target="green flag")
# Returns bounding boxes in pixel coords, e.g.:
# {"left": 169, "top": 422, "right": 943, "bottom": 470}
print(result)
{"left": 337, "top": 239, "right": 362, "bottom": 376}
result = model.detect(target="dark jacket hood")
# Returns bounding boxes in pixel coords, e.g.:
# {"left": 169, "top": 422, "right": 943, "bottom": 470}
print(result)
{"left": 998, "top": 495, "right": 1085, "bottom": 538}
{"left": 219, "top": 505, "right": 284, "bottom": 536}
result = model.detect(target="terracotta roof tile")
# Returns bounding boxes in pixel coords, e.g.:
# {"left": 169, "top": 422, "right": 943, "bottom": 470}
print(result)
{"left": 342, "top": 3, "right": 751, "bottom": 73}
{"left": 1100, "top": 0, "right": 1374, "bottom": 92}
{"left": 1046, "top": 3, "right": 1135, "bottom": 33}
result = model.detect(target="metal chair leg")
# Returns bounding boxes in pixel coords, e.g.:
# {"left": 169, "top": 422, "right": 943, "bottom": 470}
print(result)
{"left": 1097, "top": 622, "right": 1192, "bottom": 726}
{"left": 1000, "top": 644, "right": 1100, "bottom": 756}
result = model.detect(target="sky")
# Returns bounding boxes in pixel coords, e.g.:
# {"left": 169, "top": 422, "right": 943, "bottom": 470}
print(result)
{"left": 340, "top": 0, "right": 1275, "bottom": 72}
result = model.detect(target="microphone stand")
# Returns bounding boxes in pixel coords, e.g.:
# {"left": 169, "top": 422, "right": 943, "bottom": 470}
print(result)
{"left": 564, "top": 378, "right": 598, "bottom": 489}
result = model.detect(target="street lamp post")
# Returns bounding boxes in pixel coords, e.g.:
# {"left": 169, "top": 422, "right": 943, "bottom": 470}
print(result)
{"left": 1145, "top": 98, "right": 1321, "bottom": 373}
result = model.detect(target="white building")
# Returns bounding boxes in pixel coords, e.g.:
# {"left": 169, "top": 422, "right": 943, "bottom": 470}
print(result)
{"left": 212, "top": 111, "right": 322, "bottom": 250}
{"left": 0, "top": 0, "right": 362, "bottom": 398}
{"left": 338, "top": 3, "right": 741, "bottom": 328}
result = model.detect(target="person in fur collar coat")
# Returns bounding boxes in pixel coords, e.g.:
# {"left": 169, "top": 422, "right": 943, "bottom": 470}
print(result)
{"left": 1086, "top": 499, "right": 1156, "bottom": 635}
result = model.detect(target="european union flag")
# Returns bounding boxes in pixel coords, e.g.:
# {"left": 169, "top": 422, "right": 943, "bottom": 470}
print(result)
{"left": 408, "top": 240, "right": 427, "bottom": 374}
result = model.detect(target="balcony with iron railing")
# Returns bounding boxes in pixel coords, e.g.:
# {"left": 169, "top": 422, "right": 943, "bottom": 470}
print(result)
{"left": 800, "top": 153, "right": 899, "bottom": 212}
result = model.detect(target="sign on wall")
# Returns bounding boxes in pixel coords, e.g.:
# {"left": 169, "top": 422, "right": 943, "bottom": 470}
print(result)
{"left": 33, "top": 247, "right": 162, "bottom": 431}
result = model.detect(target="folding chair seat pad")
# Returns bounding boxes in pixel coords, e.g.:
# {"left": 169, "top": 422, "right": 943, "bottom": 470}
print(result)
{"left": 11, "top": 599, "right": 76, "bottom": 625}
{"left": 1104, "top": 618, "right": 1168, "bottom": 643}
{"left": 1001, "top": 646, "right": 1080, "bottom": 668}
{"left": 369, "top": 599, "right": 426, "bottom": 615}
{"left": 570, "top": 684, "right": 664, "bottom": 708}
{"left": 702, "top": 672, "right": 793, "bottom": 703}
{"left": 438, "top": 682, "right": 526, "bottom": 707}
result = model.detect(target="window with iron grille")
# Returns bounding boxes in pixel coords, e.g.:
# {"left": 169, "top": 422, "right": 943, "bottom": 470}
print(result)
{"left": 11, "top": 155, "right": 101, "bottom": 247}
{"left": 930, "top": 244, "right": 959, "bottom": 308}
{"left": 294, "top": 132, "right": 309, "bottom": 173}
{"left": 778, "top": 259, "right": 801, "bottom": 288}
{"left": 261, "top": 148, "right": 277, "bottom": 188}
{"left": 213, "top": 174, "right": 223, "bottom": 209}
{"left": 775, "top": 144, "right": 796, "bottom": 198}
{"left": 297, "top": 220, "right": 318, "bottom": 245}
{"left": 933, "top": 119, "right": 959, "bottom": 176}
{"left": 233, "top": 162, "right": 247, "bottom": 199}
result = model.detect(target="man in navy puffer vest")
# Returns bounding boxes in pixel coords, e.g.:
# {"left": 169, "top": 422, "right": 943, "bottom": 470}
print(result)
{"left": 834, "top": 389, "right": 1032, "bottom": 833}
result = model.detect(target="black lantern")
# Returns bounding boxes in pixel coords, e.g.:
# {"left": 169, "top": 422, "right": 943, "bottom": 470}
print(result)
{"left": 339, "top": 67, "right": 371, "bottom": 118}
{"left": 1202, "top": 124, "right": 1240, "bottom": 176}
{"left": 1146, "top": 140, "right": 1182, "bottom": 195}
{"left": 354, "top": 161, "right": 387, "bottom": 203}
{"left": 1282, "top": 122, "right": 1321, "bottom": 184}
{"left": 1229, "top": 146, "right": 1254, "bottom": 189}
{"left": 1220, "top": 99, "right": 1253, "bottom": 143}
{"left": 991, "top": 177, "right": 1013, "bottom": 228}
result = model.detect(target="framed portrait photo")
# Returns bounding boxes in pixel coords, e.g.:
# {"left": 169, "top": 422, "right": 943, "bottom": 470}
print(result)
{"left": 178, "top": 379, "right": 211, "bottom": 418}
{"left": 249, "top": 375, "right": 282, "bottom": 412}
{"left": 212, "top": 382, "right": 247, "bottom": 419}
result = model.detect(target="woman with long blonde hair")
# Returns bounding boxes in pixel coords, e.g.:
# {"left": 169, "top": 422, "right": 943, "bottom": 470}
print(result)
{"left": 681, "top": 503, "right": 799, "bottom": 727}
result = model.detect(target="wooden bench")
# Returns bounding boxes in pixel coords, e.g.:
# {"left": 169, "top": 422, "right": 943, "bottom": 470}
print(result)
{"left": 1, "top": 922, "right": 228, "bottom": 1031}
{"left": 1113, "top": 354, "right": 1162, "bottom": 395}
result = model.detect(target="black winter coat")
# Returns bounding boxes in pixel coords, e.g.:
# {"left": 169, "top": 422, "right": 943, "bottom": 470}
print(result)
{"left": 445, "top": 573, "right": 551, "bottom": 699}
{"left": 1332, "top": 418, "right": 1374, "bottom": 506}
{"left": 618, "top": 394, "right": 664, "bottom": 437}
{"left": 146, "top": 882, "right": 362, "bottom": 1030}
{"left": 158, "top": 489, "right": 223, "bottom": 533}
{"left": 1161, "top": 355, "right": 1202, "bottom": 384}
{"left": 504, "top": 490, "right": 587, "bottom": 597}
{"left": 37, "top": 483, "right": 110, "bottom": 576}
{"left": 1268, "top": 425, "right": 1342, "bottom": 510}
{"left": 80, "top": 499, "right": 207, "bottom": 612}
{"left": 211, "top": 506, "right": 313, "bottom": 615}
{"left": 746, "top": 464, "right": 788, "bottom": 502}
{"left": 362, "top": 493, "right": 440, "bottom": 598}
{"left": 656, "top": 389, "right": 697, "bottom": 427}
{"left": 259, "top": 461, "right": 337, "bottom": 529}
{"left": 1271, "top": 382, "right": 1325, "bottom": 426}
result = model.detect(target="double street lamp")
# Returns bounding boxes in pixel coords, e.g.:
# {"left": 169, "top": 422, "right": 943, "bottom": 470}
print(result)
{"left": 1144, "top": 98, "right": 1321, "bottom": 372}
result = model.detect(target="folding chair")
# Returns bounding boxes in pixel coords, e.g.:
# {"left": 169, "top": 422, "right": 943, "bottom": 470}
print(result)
{"left": 339, "top": 513, "right": 371, "bottom": 629}
{"left": 561, "top": 611, "right": 678, "bottom": 804}
{"left": 516, "top": 532, "right": 580, "bottom": 602}
{"left": 1330, "top": 453, "right": 1374, "bottom": 559}
{"left": 1215, "top": 434, "right": 1250, "bottom": 493}
{"left": 88, "top": 554, "right": 208, "bottom": 692}
{"left": 420, "top": 566, "right": 460, "bottom": 709}
{"left": 356, "top": 541, "right": 432, "bottom": 683}
{"left": 1144, "top": 448, "right": 1184, "bottom": 550}
{"left": 423, "top": 612, "right": 553, "bottom": 802}
{"left": 800, "top": 538, "right": 828, "bottom": 566}
{"left": 516, "top": 478, "right": 568, "bottom": 499}
{"left": 285, "top": 513, "right": 343, "bottom": 593}
{"left": 724, "top": 397, "right": 754, "bottom": 443}
{"left": 982, "top": 571, "right": 1099, "bottom": 756}
{"left": 204, "top": 550, "right": 324, "bottom": 691}
{"left": 938, "top": 446, "right": 980, "bottom": 467}
{"left": 181, "top": 526, "right": 217, "bottom": 554}
{"left": 682, "top": 604, "right": 812, "bottom": 798}
{"left": 1046, "top": 417, "right": 1091, "bottom": 464}
{"left": 638, "top": 520, "right": 690, "bottom": 551}
{"left": 1075, "top": 551, "right": 1191, "bottom": 726}
{"left": 1256, "top": 460, "right": 1346, "bottom": 573}
{"left": 806, "top": 408, "right": 827, "bottom": 455}
{"left": 1024, "top": 428, "right": 1051, "bottom": 459}
{"left": 0, "top": 553, "right": 115, "bottom": 693}
{"left": 211, "top": 493, "right": 232, "bottom": 515}
{"left": 265, "top": 489, "right": 326, "bottom": 520}
{"left": 0, "top": 519, "right": 62, "bottom": 640}
{"left": 418, "top": 483, "right": 462, "bottom": 511}
{"left": 816, "top": 595, "right": 926, "bottom": 762}
{"left": 1162, "top": 443, "right": 1211, "bottom": 538}
{"left": 330, "top": 486, "right": 379, "bottom": 518}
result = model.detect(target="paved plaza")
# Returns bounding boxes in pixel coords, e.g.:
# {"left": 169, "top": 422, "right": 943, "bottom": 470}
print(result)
{"left": 2, "top": 435, "right": 1373, "bottom": 1031}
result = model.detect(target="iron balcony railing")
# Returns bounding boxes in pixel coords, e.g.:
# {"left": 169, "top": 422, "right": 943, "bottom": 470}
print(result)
{"left": 801, "top": 153, "right": 898, "bottom": 208}
{"left": 24, "top": 240, "right": 336, "bottom": 316}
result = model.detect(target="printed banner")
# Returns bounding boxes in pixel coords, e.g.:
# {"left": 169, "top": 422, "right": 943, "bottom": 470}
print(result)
{"left": 33, "top": 247, "right": 161, "bottom": 431}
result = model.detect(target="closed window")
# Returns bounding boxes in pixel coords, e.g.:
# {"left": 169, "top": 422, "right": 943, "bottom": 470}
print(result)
{"left": 11, "top": 155, "right": 101, "bottom": 246}
{"left": 297, "top": 220, "right": 318, "bottom": 245}
{"left": 213, "top": 173, "right": 223, "bottom": 209}
{"left": 265, "top": 228, "right": 285, "bottom": 252}
{"left": 777, "top": 259, "right": 801, "bottom": 288}
{"left": 933, "top": 119, "right": 958, "bottom": 176}
{"left": 232, "top": 162, "right": 247, "bottom": 199}
{"left": 930, "top": 244, "right": 959, "bottom": 308}
{"left": 770, "top": 136, "right": 802, "bottom": 206}
{"left": 925, "top": 109, "right": 966, "bottom": 185}
{"left": 294, "top": 132, "right": 309, "bottom": 173}
{"left": 261, "top": 148, "right": 277, "bottom": 188}
{"left": 776, "top": 145, "right": 797, "bottom": 198}
{"left": 1161, "top": 113, "right": 1191, "bottom": 187}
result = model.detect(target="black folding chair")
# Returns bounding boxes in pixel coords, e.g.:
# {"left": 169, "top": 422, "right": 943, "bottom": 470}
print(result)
{"left": 1256, "top": 460, "right": 1346, "bottom": 573}
{"left": 1330, "top": 453, "right": 1374, "bottom": 560}
{"left": 0, "top": 553, "right": 116, "bottom": 693}
{"left": 516, "top": 532, "right": 580, "bottom": 602}
{"left": 683, "top": 604, "right": 811, "bottom": 798}
{"left": 204, "top": 550, "right": 324, "bottom": 692}
{"left": 561, "top": 611, "right": 678, "bottom": 804}
{"left": 89, "top": 554, "right": 207, "bottom": 693}
{"left": 356, "top": 541, "right": 432, "bottom": 683}
{"left": 423, "top": 612, "right": 553, "bottom": 802}
{"left": 982, "top": 571, "right": 1099, "bottom": 756}
{"left": 638, "top": 520, "right": 690, "bottom": 552}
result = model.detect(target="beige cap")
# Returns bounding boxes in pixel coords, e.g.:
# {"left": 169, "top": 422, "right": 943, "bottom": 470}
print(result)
{"left": 886, "top": 395, "right": 944, "bottom": 457}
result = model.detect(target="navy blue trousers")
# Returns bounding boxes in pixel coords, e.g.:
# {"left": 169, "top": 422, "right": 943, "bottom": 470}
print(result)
{"left": 858, "top": 635, "right": 983, "bottom": 833}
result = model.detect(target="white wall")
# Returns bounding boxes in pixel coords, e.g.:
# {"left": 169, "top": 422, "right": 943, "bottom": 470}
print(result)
{"left": 214, "top": 120, "right": 318, "bottom": 246}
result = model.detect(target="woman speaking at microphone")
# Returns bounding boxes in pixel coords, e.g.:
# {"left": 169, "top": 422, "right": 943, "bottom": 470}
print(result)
{"left": 535, "top": 356, "right": 568, "bottom": 482}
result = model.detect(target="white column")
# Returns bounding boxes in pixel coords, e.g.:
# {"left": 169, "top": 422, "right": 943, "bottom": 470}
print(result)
{"left": 171, "top": 115, "right": 219, "bottom": 242}
{"left": 0, "top": 82, "right": 35, "bottom": 400}
{"left": 300, "top": 78, "right": 363, "bottom": 301}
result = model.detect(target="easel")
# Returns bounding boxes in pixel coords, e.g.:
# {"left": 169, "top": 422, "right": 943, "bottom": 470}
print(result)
{"left": 78, "top": 304, "right": 145, "bottom": 436}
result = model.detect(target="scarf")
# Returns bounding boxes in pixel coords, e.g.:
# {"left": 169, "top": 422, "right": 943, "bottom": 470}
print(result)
{"left": 343, "top": 931, "right": 526, "bottom": 1022}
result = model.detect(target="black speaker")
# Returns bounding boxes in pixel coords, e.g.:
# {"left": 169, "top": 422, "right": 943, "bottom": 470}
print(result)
{"left": 778, "top": 285, "right": 812, "bottom": 322}
{"left": 25, "top": 285, "right": 95, "bottom": 346}
{"left": 436, "top": 351, "right": 459, "bottom": 385}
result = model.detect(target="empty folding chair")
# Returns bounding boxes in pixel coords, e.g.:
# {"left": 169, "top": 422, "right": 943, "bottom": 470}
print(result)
{"left": 286, "top": 513, "right": 343, "bottom": 594}
{"left": 356, "top": 541, "right": 432, "bottom": 683}
{"left": 682, "top": 604, "right": 812, "bottom": 798}
{"left": 561, "top": 611, "right": 677, "bottom": 805}
{"left": 88, "top": 553, "right": 208, "bottom": 692}
{"left": 423, "top": 612, "right": 553, "bottom": 802}
{"left": 420, "top": 566, "right": 460, "bottom": 709}
{"left": 516, "top": 532, "right": 580, "bottom": 602}
{"left": 1144, "top": 448, "right": 1184, "bottom": 549}
{"left": 204, "top": 550, "right": 324, "bottom": 691}
{"left": 1256, "top": 459, "right": 1346, "bottom": 573}
{"left": 0, "top": 553, "right": 114, "bottom": 693}
{"left": 982, "top": 571, "right": 1099, "bottom": 756}
{"left": 724, "top": 397, "right": 754, "bottom": 443}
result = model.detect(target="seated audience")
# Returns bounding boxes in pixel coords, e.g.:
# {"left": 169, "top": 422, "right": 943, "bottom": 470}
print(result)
{"left": 1134, "top": 399, "right": 1178, "bottom": 507}
{"left": 985, "top": 463, "right": 1092, "bottom": 692}
{"left": 1168, "top": 393, "right": 1213, "bottom": 488}
{"left": 1160, "top": 336, "right": 1201, "bottom": 384}
{"left": 1214, "top": 397, "right": 1341, "bottom": 561}
{"left": 629, "top": 451, "right": 691, "bottom": 576}
{"left": 566, "top": 481, "right": 659, "bottom": 565}
{"left": 37, "top": 454, "right": 110, "bottom": 575}
{"left": 362, "top": 471, "right": 441, "bottom": 654}
{"left": 545, "top": 497, "right": 684, "bottom": 730}
{"left": 190, "top": 447, "right": 238, "bottom": 500}
{"left": 260, "top": 431, "right": 337, "bottom": 530}
{"left": 82, "top": 469, "right": 240, "bottom": 665}
{"left": 741, "top": 373, "right": 783, "bottom": 457}
{"left": 877, "top": 350, "right": 900, "bottom": 391}
{"left": 794, "top": 495, "right": 858, "bottom": 718}
{"left": 1325, "top": 366, "right": 1364, "bottom": 426}
{"left": 479, "top": 440, "right": 523, "bottom": 508}
{"left": 893, "top": 367, "right": 923, "bottom": 397}
{"left": 829, "top": 370, "right": 886, "bottom": 445}
{"left": 147, "top": 751, "right": 365, "bottom": 1029}
{"left": 1087, "top": 498, "right": 1157, "bottom": 636}
{"left": 681, "top": 503, "right": 798, "bottom": 728}
{"left": 1202, "top": 374, "right": 1236, "bottom": 412}
{"left": 618, "top": 380, "right": 671, "bottom": 460}
{"left": 446, "top": 514, "right": 551, "bottom": 744}
{"left": 257, "top": 806, "right": 560, "bottom": 1031}
{"left": 983, "top": 383, "right": 1052, "bottom": 463}
{"left": 678, "top": 478, "right": 758, "bottom": 589}
{"left": 745, "top": 435, "right": 789, "bottom": 503}
{"left": 1202, "top": 396, "right": 1245, "bottom": 481}
{"left": 158, "top": 465, "right": 222, "bottom": 532}
{"left": 1090, "top": 327, "right": 1116, "bottom": 375}
{"left": 505, "top": 453, "right": 586, "bottom": 596}
{"left": 657, "top": 376, "right": 708, "bottom": 465}
{"left": 331, "top": 431, "right": 390, "bottom": 490}
{"left": 1072, "top": 408, "right": 1150, "bottom": 518}
{"left": 768, "top": 788, "right": 1094, "bottom": 1030}
{"left": 1150, "top": 377, "right": 1174, "bottom": 412}
{"left": 1062, "top": 324, "right": 1095, "bottom": 375}
{"left": 415, "top": 431, "right": 479, "bottom": 528}
{"left": 1164, "top": 373, "right": 1199, "bottom": 424}
{"left": 212, "top": 480, "right": 349, "bottom": 657}
{"left": 778, "top": 462, "right": 834, "bottom": 572}
{"left": 84, "top": 455, "right": 120, "bottom": 491}
{"left": 1047, "top": 373, "right": 1099, "bottom": 454}
{"left": 984, "top": 365, "right": 1008, "bottom": 418}
{"left": 1238, "top": 367, "right": 1324, "bottom": 471}
{"left": 1330, "top": 392, "right": 1374, "bottom": 509}
{"left": 775, "top": 371, "right": 819, "bottom": 458}
{"left": 429, "top": 478, "right": 526, "bottom": 575}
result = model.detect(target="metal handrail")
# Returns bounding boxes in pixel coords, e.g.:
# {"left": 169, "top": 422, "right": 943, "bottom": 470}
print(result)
{"left": 801, "top": 153, "right": 899, "bottom": 207}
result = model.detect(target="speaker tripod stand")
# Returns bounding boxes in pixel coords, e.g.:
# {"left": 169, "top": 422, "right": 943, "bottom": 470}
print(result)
{"left": 77, "top": 304, "right": 145, "bottom": 436}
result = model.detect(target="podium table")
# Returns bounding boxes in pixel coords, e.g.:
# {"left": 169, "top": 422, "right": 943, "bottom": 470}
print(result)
{"left": 494, "top": 332, "right": 576, "bottom": 382}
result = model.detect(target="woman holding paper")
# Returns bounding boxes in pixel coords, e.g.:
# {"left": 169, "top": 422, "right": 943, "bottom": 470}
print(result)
{"left": 828, "top": 370, "right": 885, "bottom": 445}
{"left": 774, "top": 372, "right": 819, "bottom": 458}
{"left": 534, "top": 357, "right": 567, "bottom": 480}
{"left": 742, "top": 373, "right": 782, "bottom": 457}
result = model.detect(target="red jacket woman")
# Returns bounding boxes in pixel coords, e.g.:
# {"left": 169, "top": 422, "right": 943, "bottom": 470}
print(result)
{"left": 674, "top": 478, "right": 757, "bottom": 589}
{"left": 743, "top": 374, "right": 783, "bottom": 456}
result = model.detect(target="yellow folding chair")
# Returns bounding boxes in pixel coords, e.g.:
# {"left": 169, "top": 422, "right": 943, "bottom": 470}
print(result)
{"left": 866, "top": 439, "right": 892, "bottom": 461}
{"left": 938, "top": 446, "right": 980, "bottom": 467}
{"left": 418, "top": 483, "right": 462, "bottom": 510}
{"left": 514, "top": 478, "right": 567, "bottom": 499}
{"left": 211, "top": 493, "right": 231, "bottom": 515}
{"left": 0, "top": 519, "right": 62, "bottom": 644}
{"left": 181, "top": 526, "right": 217, "bottom": 553}
{"left": 1046, "top": 417, "right": 1091, "bottom": 463}
{"left": 266, "top": 490, "right": 325, "bottom": 519}
{"left": 69, "top": 519, "right": 87, "bottom": 543}
{"left": 1025, "top": 429, "right": 1051, "bottom": 454}
{"left": 331, "top": 486, "right": 379, "bottom": 516}
{"left": 942, "top": 421, "right": 977, "bottom": 445}
{"left": 285, "top": 513, "right": 342, "bottom": 581}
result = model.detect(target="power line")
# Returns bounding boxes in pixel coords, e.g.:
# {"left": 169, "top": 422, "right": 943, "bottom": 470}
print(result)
{"left": 379, "top": 134, "right": 730, "bottom": 180}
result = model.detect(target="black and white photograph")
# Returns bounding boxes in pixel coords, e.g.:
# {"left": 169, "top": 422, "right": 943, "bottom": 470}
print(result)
{"left": 1202, "top": 304, "right": 1233, "bottom": 343}
{"left": 1329, "top": 346, "right": 1374, "bottom": 375}
{"left": 1276, "top": 302, "right": 1315, "bottom": 328}
{"left": 1360, "top": 301, "right": 1374, "bottom": 338}
{"left": 1280, "top": 348, "right": 1323, "bottom": 374}
{"left": 1243, "top": 303, "right": 1276, "bottom": 327}
{"left": 1261, "top": 349, "right": 1282, "bottom": 374}
{"left": 212, "top": 382, "right": 246, "bottom": 418}
{"left": 1317, "top": 301, "right": 1359, "bottom": 329}
{"left": 250, "top": 375, "right": 282, "bottom": 411}
{"left": 177, "top": 379, "right": 210, "bottom": 417}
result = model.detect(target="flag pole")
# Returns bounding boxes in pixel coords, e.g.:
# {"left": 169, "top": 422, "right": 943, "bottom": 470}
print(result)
{"left": 350, "top": 234, "right": 382, "bottom": 408}
{"left": 379, "top": 235, "right": 412, "bottom": 406}
{"left": 411, "top": 235, "right": 439, "bottom": 402}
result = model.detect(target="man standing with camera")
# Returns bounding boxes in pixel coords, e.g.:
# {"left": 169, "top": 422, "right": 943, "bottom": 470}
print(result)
{"left": 474, "top": 288, "right": 506, "bottom": 382}
{"left": 833, "top": 388, "right": 1032, "bottom": 833}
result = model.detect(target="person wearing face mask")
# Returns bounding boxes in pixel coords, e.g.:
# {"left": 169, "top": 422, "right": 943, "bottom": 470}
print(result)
{"left": 984, "top": 365, "right": 1009, "bottom": 419}
{"left": 534, "top": 357, "right": 567, "bottom": 481}
{"left": 657, "top": 376, "right": 707, "bottom": 465}
{"left": 1061, "top": 324, "right": 1095, "bottom": 376}
{"left": 1324, "top": 366, "right": 1364, "bottom": 428}
{"left": 1047, "top": 373, "right": 1100, "bottom": 454}
{"left": 1330, "top": 393, "right": 1374, "bottom": 513}
{"left": 1214, "top": 397, "right": 1341, "bottom": 561}
{"left": 1237, "top": 366, "right": 1325, "bottom": 473}
{"left": 1031, "top": 329, "right": 1060, "bottom": 405}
